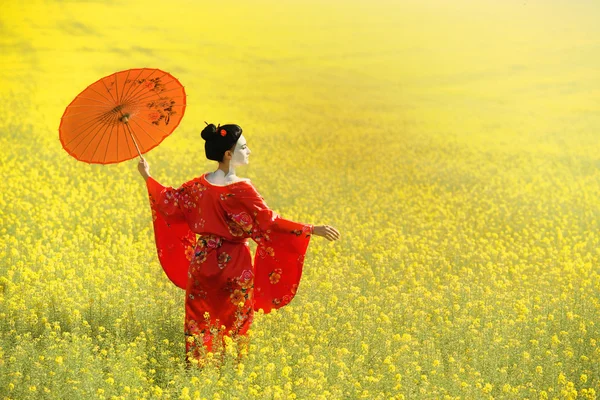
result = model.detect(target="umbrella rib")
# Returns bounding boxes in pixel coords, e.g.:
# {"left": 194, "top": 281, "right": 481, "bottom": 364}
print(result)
{"left": 130, "top": 96, "right": 185, "bottom": 111}
{"left": 117, "top": 69, "right": 131, "bottom": 104}
{"left": 61, "top": 109, "right": 107, "bottom": 120}
{"left": 120, "top": 69, "right": 160, "bottom": 105}
{"left": 121, "top": 69, "right": 165, "bottom": 104}
{"left": 74, "top": 96, "right": 115, "bottom": 107}
{"left": 129, "top": 117, "right": 159, "bottom": 146}
{"left": 89, "top": 86, "right": 118, "bottom": 105}
{"left": 119, "top": 97, "right": 141, "bottom": 111}
{"left": 135, "top": 115, "right": 172, "bottom": 138}
{"left": 63, "top": 108, "right": 117, "bottom": 141}
{"left": 72, "top": 113, "right": 118, "bottom": 155}
{"left": 127, "top": 79, "right": 183, "bottom": 103}
{"left": 102, "top": 119, "right": 118, "bottom": 162}
{"left": 70, "top": 112, "right": 117, "bottom": 150}
{"left": 64, "top": 111, "right": 116, "bottom": 146}
{"left": 120, "top": 69, "right": 168, "bottom": 105}
{"left": 128, "top": 87, "right": 186, "bottom": 104}
{"left": 119, "top": 68, "right": 146, "bottom": 105}
{"left": 90, "top": 115, "right": 116, "bottom": 162}
{"left": 63, "top": 105, "right": 115, "bottom": 108}
{"left": 67, "top": 109, "right": 115, "bottom": 134}
{"left": 114, "top": 72, "right": 119, "bottom": 106}
{"left": 80, "top": 114, "right": 117, "bottom": 158}
{"left": 100, "top": 76, "right": 119, "bottom": 105}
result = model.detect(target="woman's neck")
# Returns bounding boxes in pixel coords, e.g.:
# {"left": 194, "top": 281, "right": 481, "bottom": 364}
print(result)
{"left": 208, "top": 164, "right": 240, "bottom": 185}
{"left": 213, "top": 169, "right": 235, "bottom": 179}
{"left": 217, "top": 162, "right": 235, "bottom": 176}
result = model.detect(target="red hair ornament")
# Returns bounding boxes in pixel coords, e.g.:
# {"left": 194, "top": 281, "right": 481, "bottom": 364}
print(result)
{"left": 204, "top": 121, "right": 227, "bottom": 137}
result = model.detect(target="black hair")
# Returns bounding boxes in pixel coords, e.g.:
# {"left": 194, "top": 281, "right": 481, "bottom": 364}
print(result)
{"left": 201, "top": 123, "right": 243, "bottom": 162}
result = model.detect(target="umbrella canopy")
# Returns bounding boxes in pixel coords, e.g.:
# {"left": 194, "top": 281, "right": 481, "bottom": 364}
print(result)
{"left": 59, "top": 68, "right": 186, "bottom": 164}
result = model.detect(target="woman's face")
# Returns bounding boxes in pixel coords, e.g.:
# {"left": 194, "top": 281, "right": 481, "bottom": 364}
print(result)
{"left": 230, "top": 134, "right": 251, "bottom": 166}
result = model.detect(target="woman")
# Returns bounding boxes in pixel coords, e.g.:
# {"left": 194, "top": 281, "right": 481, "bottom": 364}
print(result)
{"left": 137, "top": 123, "right": 340, "bottom": 366}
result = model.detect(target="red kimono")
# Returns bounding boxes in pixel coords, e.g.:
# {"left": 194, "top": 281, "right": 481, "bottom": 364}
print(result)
{"left": 146, "top": 173, "right": 313, "bottom": 360}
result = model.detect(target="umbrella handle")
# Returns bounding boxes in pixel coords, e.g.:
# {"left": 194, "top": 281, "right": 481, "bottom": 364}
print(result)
{"left": 122, "top": 117, "right": 144, "bottom": 161}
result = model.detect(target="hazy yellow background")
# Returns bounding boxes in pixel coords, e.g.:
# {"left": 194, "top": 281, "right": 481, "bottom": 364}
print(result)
{"left": 4, "top": 0, "right": 599, "bottom": 154}
{"left": 1, "top": 0, "right": 600, "bottom": 398}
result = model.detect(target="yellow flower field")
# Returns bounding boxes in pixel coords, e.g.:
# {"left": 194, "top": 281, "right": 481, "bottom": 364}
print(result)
{"left": 1, "top": 0, "right": 599, "bottom": 398}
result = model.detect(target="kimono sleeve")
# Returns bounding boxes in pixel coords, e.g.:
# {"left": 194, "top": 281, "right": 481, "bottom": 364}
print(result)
{"left": 146, "top": 176, "right": 196, "bottom": 290}
{"left": 146, "top": 176, "right": 186, "bottom": 221}
{"left": 237, "top": 183, "right": 314, "bottom": 313}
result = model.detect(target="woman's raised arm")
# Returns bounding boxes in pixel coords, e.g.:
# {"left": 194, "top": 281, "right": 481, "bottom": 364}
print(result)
{"left": 138, "top": 158, "right": 151, "bottom": 182}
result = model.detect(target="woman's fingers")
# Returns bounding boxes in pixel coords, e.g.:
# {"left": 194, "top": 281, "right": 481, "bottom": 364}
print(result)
{"left": 137, "top": 159, "right": 150, "bottom": 177}
{"left": 311, "top": 225, "right": 340, "bottom": 241}
{"left": 324, "top": 225, "right": 340, "bottom": 241}
{"left": 326, "top": 226, "right": 340, "bottom": 239}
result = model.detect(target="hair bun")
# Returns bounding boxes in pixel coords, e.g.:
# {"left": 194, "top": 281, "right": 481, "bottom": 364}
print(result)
{"left": 201, "top": 124, "right": 218, "bottom": 141}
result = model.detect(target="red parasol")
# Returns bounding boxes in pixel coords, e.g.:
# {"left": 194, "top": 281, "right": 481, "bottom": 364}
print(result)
{"left": 59, "top": 68, "right": 186, "bottom": 164}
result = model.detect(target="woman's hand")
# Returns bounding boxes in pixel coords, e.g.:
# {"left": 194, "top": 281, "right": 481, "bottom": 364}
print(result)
{"left": 313, "top": 225, "right": 340, "bottom": 241}
{"left": 138, "top": 158, "right": 151, "bottom": 181}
